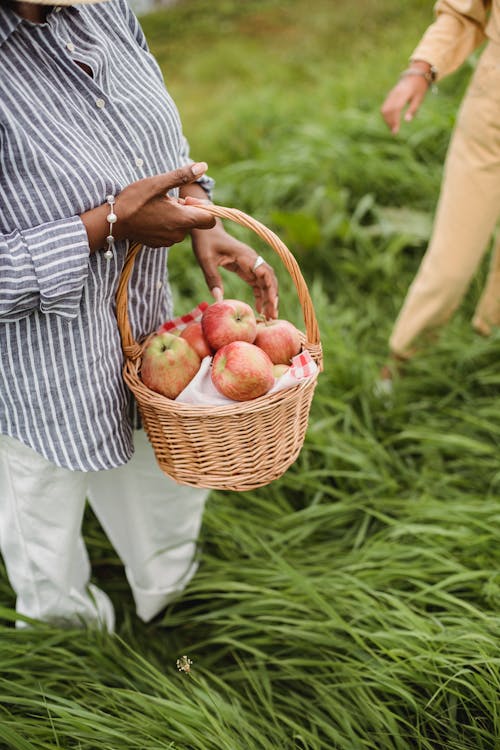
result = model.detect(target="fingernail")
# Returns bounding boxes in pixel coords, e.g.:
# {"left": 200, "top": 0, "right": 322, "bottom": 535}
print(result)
{"left": 404, "top": 113, "right": 413, "bottom": 121}
{"left": 191, "top": 161, "right": 208, "bottom": 176}
{"left": 211, "top": 286, "right": 223, "bottom": 301}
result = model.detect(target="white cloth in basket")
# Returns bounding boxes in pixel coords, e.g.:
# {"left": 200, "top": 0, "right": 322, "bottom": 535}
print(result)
{"left": 176, "top": 350, "right": 318, "bottom": 406}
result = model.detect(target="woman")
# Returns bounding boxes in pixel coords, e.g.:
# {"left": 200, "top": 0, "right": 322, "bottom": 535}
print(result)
{"left": 0, "top": 0, "right": 278, "bottom": 629}
{"left": 380, "top": 0, "right": 500, "bottom": 376}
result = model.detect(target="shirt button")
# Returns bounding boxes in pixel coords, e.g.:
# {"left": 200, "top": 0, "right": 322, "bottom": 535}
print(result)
{"left": 156, "top": 281, "right": 163, "bottom": 290}
{"left": 66, "top": 41, "right": 75, "bottom": 52}
{"left": 135, "top": 157, "right": 144, "bottom": 168}
{"left": 54, "top": 6, "right": 61, "bottom": 11}
{"left": 95, "top": 98, "right": 106, "bottom": 109}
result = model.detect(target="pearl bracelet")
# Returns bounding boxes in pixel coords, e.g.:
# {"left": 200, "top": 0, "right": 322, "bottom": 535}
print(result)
{"left": 104, "top": 195, "right": 117, "bottom": 260}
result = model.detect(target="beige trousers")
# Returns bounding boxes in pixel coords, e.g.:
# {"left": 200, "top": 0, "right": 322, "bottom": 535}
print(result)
{"left": 390, "top": 41, "right": 500, "bottom": 357}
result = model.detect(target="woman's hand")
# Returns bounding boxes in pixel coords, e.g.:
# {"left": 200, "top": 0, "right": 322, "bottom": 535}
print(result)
{"left": 380, "top": 68, "right": 430, "bottom": 135}
{"left": 115, "top": 164, "right": 217, "bottom": 246}
{"left": 82, "top": 163, "right": 217, "bottom": 253}
{"left": 190, "top": 216, "right": 279, "bottom": 320}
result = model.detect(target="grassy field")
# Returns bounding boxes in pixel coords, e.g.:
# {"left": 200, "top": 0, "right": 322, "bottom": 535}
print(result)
{"left": 1, "top": 1, "right": 500, "bottom": 748}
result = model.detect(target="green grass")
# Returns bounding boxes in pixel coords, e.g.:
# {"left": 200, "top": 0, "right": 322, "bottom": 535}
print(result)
{"left": 1, "top": 1, "right": 499, "bottom": 748}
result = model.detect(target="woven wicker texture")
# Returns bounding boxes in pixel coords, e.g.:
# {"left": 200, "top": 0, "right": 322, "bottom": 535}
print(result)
{"left": 116, "top": 205, "right": 323, "bottom": 491}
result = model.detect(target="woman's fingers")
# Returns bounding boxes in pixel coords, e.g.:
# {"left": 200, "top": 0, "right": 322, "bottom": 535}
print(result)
{"left": 147, "top": 162, "right": 209, "bottom": 198}
{"left": 380, "top": 88, "right": 409, "bottom": 134}
{"left": 210, "top": 285, "right": 224, "bottom": 302}
{"left": 217, "top": 250, "right": 279, "bottom": 318}
{"left": 404, "top": 89, "right": 427, "bottom": 123}
{"left": 192, "top": 228, "right": 279, "bottom": 319}
{"left": 380, "top": 78, "right": 428, "bottom": 134}
{"left": 115, "top": 164, "right": 218, "bottom": 245}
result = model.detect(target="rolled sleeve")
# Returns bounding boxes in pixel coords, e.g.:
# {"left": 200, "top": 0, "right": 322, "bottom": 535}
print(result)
{"left": 178, "top": 135, "right": 215, "bottom": 200}
{"left": 0, "top": 215, "right": 90, "bottom": 322}
{"left": 412, "top": 0, "right": 489, "bottom": 79}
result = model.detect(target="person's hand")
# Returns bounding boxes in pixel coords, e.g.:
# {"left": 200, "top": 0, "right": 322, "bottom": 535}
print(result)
{"left": 189, "top": 216, "right": 279, "bottom": 320}
{"left": 380, "top": 74, "right": 429, "bottom": 135}
{"left": 114, "top": 163, "right": 217, "bottom": 247}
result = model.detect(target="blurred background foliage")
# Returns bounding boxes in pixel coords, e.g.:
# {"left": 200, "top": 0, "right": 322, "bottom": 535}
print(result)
{"left": 145, "top": 0, "right": 474, "bottom": 317}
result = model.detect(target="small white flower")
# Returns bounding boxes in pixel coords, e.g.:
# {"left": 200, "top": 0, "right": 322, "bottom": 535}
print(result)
{"left": 176, "top": 655, "right": 193, "bottom": 673}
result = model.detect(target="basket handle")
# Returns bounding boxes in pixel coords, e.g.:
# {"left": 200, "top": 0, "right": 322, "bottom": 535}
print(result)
{"left": 116, "top": 240, "right": 144, "bottom": 361}
{"left": 116, "top": 205, "right": 322, "bottom": 364}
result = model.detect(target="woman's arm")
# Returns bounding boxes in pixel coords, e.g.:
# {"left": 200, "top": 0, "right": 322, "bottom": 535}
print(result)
{"left": 81, "top": 164, "right": 215, "bottom": 252}
{"left": 179, "top": 183, "right": 279, "bottom": 320}
{"left": 381, "top": 0, "right": 489, "bottom": 134}
{"left": 412, "top": 0, "right": 490, "bottom": 80}
{"left": 0, "top": 164, "right": 216, "bottom": 322}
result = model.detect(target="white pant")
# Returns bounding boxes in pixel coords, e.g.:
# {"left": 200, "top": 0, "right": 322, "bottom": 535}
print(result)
{"left": 0, "top": 431, "right": 209, "bottom": 629}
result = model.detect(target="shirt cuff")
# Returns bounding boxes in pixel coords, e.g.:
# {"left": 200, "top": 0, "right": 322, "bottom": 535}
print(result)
{"left": 195, "top": 172, "right": 215, "bottom": 201}
{"left": 22, "top": 216, "right": 90, "bottom": 319}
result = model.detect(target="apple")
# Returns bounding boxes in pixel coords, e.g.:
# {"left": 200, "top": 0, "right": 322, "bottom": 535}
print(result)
{"left": 273, "top": 364, "right": 290, "bottom": 378}
{"left": 211, "top": 341, "right": 274, "bottom": 401}
{"left": 254, "top": 319, "right": 302, "bottom": 364}
{"left": 141, "top": 332, "right": 201, "bottom": 399}
{"left": 201, "top": 299, "right": 257, "bottom": 351}
{"left": 179, "top": 321, "right": 213, "bottom": 359}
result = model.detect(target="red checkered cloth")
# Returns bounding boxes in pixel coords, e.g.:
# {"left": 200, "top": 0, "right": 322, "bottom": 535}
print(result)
{"left": 158, "top": 302, "right": 209, "bottom": 334}
{"left": 289, "top": 350, "right": 316, "bottom": 380}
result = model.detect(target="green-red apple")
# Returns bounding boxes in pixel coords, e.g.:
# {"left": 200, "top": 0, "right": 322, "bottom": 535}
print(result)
{"left": 201, "top": 299, "right": 257, "bottom": 351}
{"left": 273, "top": 364, "right": 290, "bottom": 378}
{"left": 254, "top": 319, "right": 302, "bottom": 364}
{"left": 141, "top": 332, "right": 201, "bottom": 399}
{"left": 180, "top": 321, "right": 213, "bottom": 359}
{"left": 211, "top": 341, "right": 274, "bottom": 401}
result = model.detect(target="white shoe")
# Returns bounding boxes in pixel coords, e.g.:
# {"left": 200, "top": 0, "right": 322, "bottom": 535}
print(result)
{"left": 373, "top": 376, "right": 394, "bottom": 405}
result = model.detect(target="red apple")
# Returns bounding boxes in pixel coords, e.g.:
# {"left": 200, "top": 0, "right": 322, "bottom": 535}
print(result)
{"left": 141, "top": 332, "right": 201, "bottom": 399}
{"left": 179, "top": 321, "right": 213, "bottom": 359}
{"left": 201, "top": 299, "right": 257, "bottom": 351}
{"left": 273, "top": 364, "right": 290, "bottom": 378}
{"left": 254, "top": 319, "right": 302, "bottom": 364}
{"left": 211, "top": 341, "right": 274, "bottom": 401}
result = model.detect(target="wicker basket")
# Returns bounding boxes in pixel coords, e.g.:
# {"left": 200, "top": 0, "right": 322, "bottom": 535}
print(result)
{"left": 116, "top": 205, "right": 323, "bottom": 492}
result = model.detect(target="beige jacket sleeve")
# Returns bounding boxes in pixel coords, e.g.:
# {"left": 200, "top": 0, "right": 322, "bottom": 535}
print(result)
{"left": 411, "top": 0, "right": 490, "bottom": 79}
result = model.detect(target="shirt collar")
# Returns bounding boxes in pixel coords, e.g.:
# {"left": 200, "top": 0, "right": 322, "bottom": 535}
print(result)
{"left": 0, "top": 4, "right": 22, "bottom": 46}
{"left": 0, "top": 4, "right": 81, "bottom": 48}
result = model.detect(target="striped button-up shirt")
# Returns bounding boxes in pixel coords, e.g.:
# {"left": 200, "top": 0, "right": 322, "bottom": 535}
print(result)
{"left": 0, "top": 0, "right": 213, "bottom": 471}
